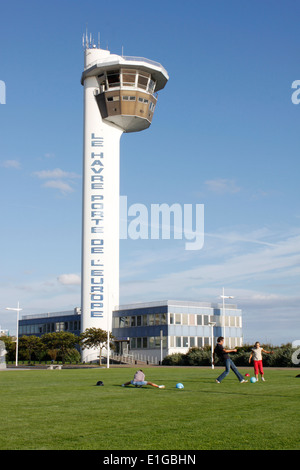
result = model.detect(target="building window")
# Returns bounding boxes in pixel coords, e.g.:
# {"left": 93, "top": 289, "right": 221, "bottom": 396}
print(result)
{"left": 122, "top": 95, "right": 136, "bottom": 101}
{"left": 182, "top": 314, "right": 188, "bottom": 325}
{"left": 55, "top": 322, "right": 64, "bottom": 332}
{"left": 149, "top": 101, "right": 155, "bottom": 112}
{"left": 107, "top": 96, "right": 120, "bottom": 102}
{"left": 107, "top": 70, "right": 120, "bottom": 88}
{"left": 137, "top": 73, "right": 149, "bottom": 90}
{"left": 197, "top": 315, "right": 202, "bottom": 326}
{"left": 148, "top": 79, "right": 155, "bottom": 93}
{"left": 176, "top": 337, "right": 182, "bottom": 347}
{"left": 175, "top": 314, "right": 181, "bottom": 325}
{"left": 190, "top": 337, "right": 195, "bottom": 348}
{"left": 122, "top": 69, "right": 136, "bottom": 87}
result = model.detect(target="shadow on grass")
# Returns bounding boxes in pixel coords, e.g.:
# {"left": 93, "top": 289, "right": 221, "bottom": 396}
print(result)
{"left": 108, "top": 383, "right": 297, "bottom": 399}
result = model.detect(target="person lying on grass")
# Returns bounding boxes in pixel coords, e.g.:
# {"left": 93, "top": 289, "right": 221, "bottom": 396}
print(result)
{"left": 122, "top": 369, "right": 165, "bottom": 388}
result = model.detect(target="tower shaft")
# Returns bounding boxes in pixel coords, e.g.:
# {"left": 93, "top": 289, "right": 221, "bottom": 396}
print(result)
{"left": 81, "top": 73, "right": 122, "bottom": 361}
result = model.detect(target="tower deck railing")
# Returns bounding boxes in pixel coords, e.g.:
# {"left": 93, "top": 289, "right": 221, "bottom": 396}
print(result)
{"left": 84, "top": 56, "right": 165, "bottom": 71}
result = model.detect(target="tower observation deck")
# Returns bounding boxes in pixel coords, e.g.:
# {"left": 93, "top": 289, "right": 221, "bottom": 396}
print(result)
{"left": 81, "top": 45, "right": 168, "bottom": 132}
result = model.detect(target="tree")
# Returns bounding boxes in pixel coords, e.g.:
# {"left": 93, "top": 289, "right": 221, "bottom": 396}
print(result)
{"left": 41, "top": 332, "right": 79, "bottom": 364}
{"left": 79, "top": 328, "right": 114, "bottom": 365}
{"left": 19, "top": 335, "right": 43, "bottom": 363}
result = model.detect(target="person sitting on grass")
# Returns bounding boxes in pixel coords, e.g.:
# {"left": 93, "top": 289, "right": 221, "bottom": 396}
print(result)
{"left": 122, "top": 369, "right": 165, "bottom": 388}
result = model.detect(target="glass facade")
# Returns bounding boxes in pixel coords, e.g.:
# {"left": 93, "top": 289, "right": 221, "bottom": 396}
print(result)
{"left": 19, "top": 310, "right": 81, "bottom": 337}
{"left": 112, "top": 300, "right": 243, "bottom": 357}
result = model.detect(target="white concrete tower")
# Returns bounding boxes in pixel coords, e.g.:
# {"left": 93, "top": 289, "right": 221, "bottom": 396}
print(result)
{"left": 80, "top": 34, "right": 168, "bottom": 361}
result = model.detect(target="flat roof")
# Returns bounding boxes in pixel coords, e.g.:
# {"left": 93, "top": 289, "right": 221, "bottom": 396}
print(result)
{"left": 115, "top": 300, "right": 238, "bottom": 311}
{"left": 21, "top": 310, "right": 80, "bottom": 320}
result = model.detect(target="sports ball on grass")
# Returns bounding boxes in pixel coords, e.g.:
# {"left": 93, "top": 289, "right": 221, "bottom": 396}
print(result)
{"left": 250, "top": 377, "right": 257, "bottom": 383}
{"left": 176, "top": 383, "right": 184, "bottom": 389}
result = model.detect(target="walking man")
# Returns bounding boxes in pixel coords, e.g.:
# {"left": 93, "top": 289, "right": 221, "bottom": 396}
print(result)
{"left": 213, "top": 337, "right": 247, "bottom": 383}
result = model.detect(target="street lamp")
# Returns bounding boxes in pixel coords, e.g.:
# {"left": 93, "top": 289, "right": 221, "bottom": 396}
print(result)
{"left": 220, "top": 287, "right": 234, "bottom": 347}
{"left": 6, "top": 301, "right": 22, "bottom": 367}
{"left": 208, "top": 321, "right": 216, "bottom": 369}
{"left": 160, "top": 329, "right": 163, "bottom": 364}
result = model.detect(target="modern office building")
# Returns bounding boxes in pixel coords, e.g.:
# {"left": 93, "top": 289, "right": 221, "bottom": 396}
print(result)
{"left": 80, "top": 34, "right": 168, "bottom": 361}
{"left": 19, "top": 300, "right": 243, "bottom": 363}
{"left": 19, "top": 308, "right": 82, "bottom": 338}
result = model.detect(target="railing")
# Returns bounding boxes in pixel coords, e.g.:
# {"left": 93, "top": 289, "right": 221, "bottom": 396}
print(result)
{"left": 84, "top": 55, "right": 164, "bottom": 72}
{"left": 110, "top": 351, "right": 159, "bottom": 365}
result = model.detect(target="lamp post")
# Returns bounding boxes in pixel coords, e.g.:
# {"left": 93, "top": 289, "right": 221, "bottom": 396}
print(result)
{"left": 107, "top": 329, "right": 110, "bottom": 369}
{"left": 6, "top": 302, "right": 22, "bottom": 367}
{"left": 220, "top": 287, "right": 234, "bottom": 347}
{"left": 208, "top": 321, "right": 216, "bottom": 369}
{"left": 160, "top": 329, "right": 163, "bottom": 364}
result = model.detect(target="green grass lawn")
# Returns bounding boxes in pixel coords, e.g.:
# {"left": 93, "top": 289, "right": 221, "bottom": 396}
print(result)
{"left": 0, "top": 366, "right": 299, "bottom": 450}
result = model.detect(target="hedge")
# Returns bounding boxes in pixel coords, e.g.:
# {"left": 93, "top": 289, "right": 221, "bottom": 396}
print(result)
{"left": 162, "top": 344, "right": 300, "bottom": 367}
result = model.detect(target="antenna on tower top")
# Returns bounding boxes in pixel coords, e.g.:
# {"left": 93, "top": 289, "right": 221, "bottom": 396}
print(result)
{"left": 83, "top": 27, "right": 101, "bottom": 49}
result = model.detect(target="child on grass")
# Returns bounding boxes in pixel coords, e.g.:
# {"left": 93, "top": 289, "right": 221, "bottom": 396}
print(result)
{"left": 249, "top": 342, "right": 273, "bottom": 381}
{"left": 122, "top": 369, "right": 165, "bottom": 388}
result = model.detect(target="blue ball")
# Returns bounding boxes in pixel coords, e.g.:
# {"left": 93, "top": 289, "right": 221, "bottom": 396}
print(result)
{"left": 250, "top": 377, "right": 257, "bottom": 383}
{"left": 176, "top": 383, "right": 184, "bottom": 389}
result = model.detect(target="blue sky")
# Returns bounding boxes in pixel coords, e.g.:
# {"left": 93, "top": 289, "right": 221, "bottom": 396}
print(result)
{"left": 0, "top": 0, "right": 299, "bottom": 345}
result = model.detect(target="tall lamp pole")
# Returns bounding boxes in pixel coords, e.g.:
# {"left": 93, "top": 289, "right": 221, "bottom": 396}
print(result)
{"left": 208, "top": 321, "right": 216, "bottom": 369}
{"left": 220, "top": 288, "right": 234, "bottom": 347}
{"left": 6, "top": 302, "right": 22, "bottom": 367}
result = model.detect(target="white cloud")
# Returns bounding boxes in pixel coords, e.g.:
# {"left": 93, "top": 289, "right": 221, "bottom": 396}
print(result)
{"left": 204, "top": 178, "right": 241, "bottom": 194}
{"left": 33, "top": 167, "right": 81, "bottom": 194}
{"left": 57, "top": 273, "right": 81, "bottom": 285}
{"left": 43, "top": 180, "right": 74, "bottom": 194}
{"left": 34, "top": 168, "right": 80, "bottom": 180}
{"left": 1, "top": 159, "right": 21, "bottom": 169}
